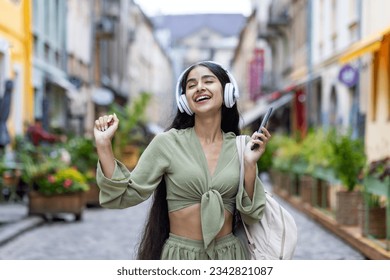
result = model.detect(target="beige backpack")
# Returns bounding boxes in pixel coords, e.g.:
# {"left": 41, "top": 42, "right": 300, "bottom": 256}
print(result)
{"left": 235, "top": 135, "right": 298, "bottom": 260}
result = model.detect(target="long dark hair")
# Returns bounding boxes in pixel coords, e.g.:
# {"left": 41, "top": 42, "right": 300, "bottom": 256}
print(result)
{"left": 137, "top": 61, "right": 241, "bottom": 259}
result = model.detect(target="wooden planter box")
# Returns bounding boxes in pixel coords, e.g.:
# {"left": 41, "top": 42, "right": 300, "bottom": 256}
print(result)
{"left": 336, "top": 190, "right": 363, "bottom": 226}
{"left": 269, "top": 169, "right": 282, "bottom": 192}
{"left": 359, "top": 206, "right": 387, "bottom": 239}
{"left": 84, "top": 183, "right": 100, "bottom": 207}
{"left": 299, "top": 176, "right": 328, "bottom": 207}
{"left": 279, "top": 172, "right": 292, "bottom": 195}
{"left": 362, "top": 176, "right": 390, "bottom": 250}
{"left": 28, "top": 191, "right": 85, "bottom": 221}
{"left": 300, "top": 175, "right": 315, "bottom": 204}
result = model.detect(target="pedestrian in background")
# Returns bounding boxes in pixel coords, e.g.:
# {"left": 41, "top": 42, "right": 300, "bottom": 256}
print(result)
{"left": 27, "top": 118, "right": 67, "bottom": 146}
{"left": 94, "top": 61, "right": 271, "bottom": 260}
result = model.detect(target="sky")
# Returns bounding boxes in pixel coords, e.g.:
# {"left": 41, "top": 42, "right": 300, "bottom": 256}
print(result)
{"left": 134, "top": 0, "right": 252, "bottom": 17}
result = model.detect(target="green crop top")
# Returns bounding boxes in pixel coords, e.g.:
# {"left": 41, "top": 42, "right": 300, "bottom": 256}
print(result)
{"left": 96, "top": 127, "right": 266, "bottom": 257}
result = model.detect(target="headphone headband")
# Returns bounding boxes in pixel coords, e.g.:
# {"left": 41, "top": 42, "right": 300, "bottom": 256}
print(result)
{"left": 175, "top": 61, "right": 240, "bottom": 115}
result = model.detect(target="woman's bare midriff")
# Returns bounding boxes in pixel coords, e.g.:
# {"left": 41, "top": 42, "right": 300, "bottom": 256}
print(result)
{"left": 169, "top": 203, "right": 233, "bottom": 240}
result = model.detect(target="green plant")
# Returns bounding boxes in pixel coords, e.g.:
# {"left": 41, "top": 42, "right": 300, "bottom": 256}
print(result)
{"left": 328, "top": 130, "right": 366, "bottom": 191}
{"left": 365, "top": 157, "right": 390, "bottom": 181}
{"left": 300, "top": 129, "right": 334, "bottom": 173}
{"left": 362, "top": 157, "right": 389, "bottom": 208}
{"left": 366, "top": 193, "right": 384, "bottom": 208}
{"left": 19, "top": 154, "right": 66, "bottom": 187}
{"left": 109, "top": 92, "right": 151, "bottom": 158}
{"left": 257, "top": 139, "right": 276, "bottom": 173}
{"left": 272, "top": 134, "right": 302, "bottom": 172}
{"left": 257, "top": 133, "right": 281, "bottom": 172}
{"left": 66, "top": 137, "right": 98, "bottom": 173}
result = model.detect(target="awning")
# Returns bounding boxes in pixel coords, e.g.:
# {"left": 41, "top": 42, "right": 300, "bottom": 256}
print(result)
{"left": 92, "top": 86, "right": 114, "bottom": 106}
{"left": 239, "top": 92, "right": 294, "bottom": 128}
{"left": 339, "top": 27, "right": 390, "bottom": 64}
{"left": 48, "top": 76, "right": 78, "bottom": 100}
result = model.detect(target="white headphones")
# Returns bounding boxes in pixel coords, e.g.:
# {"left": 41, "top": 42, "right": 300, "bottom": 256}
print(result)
{"left": 175, "top": 61, "right": 240, "bottom": 115}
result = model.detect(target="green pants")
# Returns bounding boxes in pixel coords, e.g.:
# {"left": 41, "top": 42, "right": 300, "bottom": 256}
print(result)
{"left": 160, "top": 233, "right": 248, "bottom": 260}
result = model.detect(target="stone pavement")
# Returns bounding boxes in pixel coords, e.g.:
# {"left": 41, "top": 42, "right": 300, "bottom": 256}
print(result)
{"left": 0, "top": 202, "right": 45, "bottom": 246}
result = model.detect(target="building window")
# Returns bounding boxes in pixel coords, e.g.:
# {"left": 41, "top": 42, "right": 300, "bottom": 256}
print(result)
{"left": 329, "top": 86, "right": 338, "bottom": 126}
{"left": 33, "top": 0, "right": 39, "bottom": 28}
{"left": 349, "top": 0, "right": 358, "bottom": 22}
{"left": 44, "top": 2, "right": 50, "bottom": 39}
{"left": 44, "top": 43, "right": 51, "bottom": 62}
{"left": 331, "top": 0, "right": 337, "bottom": 51}
{"left": 33, "top": 35, "right": 38, "bottom": 57}
{"left": 319, "top": 0, "right": 324, "bottom": 57}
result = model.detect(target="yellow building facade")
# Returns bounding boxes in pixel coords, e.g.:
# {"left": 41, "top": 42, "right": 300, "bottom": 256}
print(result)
{"left": 0, "top": 0, "right": 33, "bottom": 138}
{"left": 340, "top": 27, "right": 390, "bottom": 162}
{"left": 338, "top": 0, "right": 390, "bottom": 162}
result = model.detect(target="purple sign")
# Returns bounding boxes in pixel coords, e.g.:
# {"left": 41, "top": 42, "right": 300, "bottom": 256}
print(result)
{"left": 338, "top": 64, "right": 358, "bottom": 87}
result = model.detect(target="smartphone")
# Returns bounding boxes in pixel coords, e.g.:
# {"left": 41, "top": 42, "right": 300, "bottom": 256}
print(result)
{"left": 251, "top": 107, "right": 273, "bottom": 150}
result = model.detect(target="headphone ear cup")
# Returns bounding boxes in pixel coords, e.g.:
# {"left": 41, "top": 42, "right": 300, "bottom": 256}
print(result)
{"left": 224, "top": 83, "right": 235, "bottom": 108}
{"left": 179, "top": 94, "right": 193, "bottom": 115}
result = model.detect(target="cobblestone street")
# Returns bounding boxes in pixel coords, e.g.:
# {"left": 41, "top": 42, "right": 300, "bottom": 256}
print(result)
{"left": 0, "top": 200, "right": 151, "bottom": 259}
{"left": 0, "top": 174, "right": 366, "bottom": 260}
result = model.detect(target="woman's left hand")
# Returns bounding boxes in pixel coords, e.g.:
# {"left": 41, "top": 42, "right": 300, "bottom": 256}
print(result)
{"left": 244, "top": 127, "right": 271, "bottom": 165}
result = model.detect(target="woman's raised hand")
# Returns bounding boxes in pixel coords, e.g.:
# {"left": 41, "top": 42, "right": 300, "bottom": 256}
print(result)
{"left": 94, "top": 113, "right": 119, "bottom": 144}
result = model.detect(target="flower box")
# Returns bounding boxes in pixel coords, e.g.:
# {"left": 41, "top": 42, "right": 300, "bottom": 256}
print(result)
{"left": 28, "top": 191, "right": 85, "bottom": 221}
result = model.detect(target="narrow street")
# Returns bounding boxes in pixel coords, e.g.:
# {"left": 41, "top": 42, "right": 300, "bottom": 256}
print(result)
{"left": 0, "top": 175, "right": 366, "bottom": 260}
{"left": 0, "top": 201, "right": 150, "bottom": 259}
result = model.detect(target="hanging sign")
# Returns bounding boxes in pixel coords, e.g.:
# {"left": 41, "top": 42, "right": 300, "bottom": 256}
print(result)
{"left": 338, "top": 64, "right": 358, "bottom": 87}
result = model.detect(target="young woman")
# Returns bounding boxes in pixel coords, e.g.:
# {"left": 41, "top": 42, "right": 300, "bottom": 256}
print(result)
{"left": 94, "top": 61, "right": 271, "bottom": 260}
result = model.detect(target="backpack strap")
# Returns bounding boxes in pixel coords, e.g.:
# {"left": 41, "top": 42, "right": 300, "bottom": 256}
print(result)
{"left": 235, "top": 135, "right": 255, "bottom": 246}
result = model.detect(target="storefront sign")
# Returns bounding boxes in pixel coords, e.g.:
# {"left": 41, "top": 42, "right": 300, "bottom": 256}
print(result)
{"left": 249, "top": 48, "right": 264, "bottom": 101}
{"left": 338, "top": 64, "right": 358, "bottom": 87}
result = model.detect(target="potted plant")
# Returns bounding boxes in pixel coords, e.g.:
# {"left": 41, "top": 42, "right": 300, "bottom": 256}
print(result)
{"left": 257, "top": 131, "right": 279, "bottom": 173}
{"left": 65, "top": 137, "right": 99, "bottom": 206}
{"left": 16, "top": 137, "right": 89, "bottom": 221}
{"left": 271, "top": 134, "right": 302, "bottom": 195}
{"left": 109, "top": 92, "right": 151, "bottom": 169}
{"left": 27, "top": 163, "right": 89, "bottom": 221}
{"left": 329, "top": 130, "right": 366, "bottom": 225}
{"left": 0, "top": 153, "right": 22, "bottom": 202}
{"left": 360, "top": 157, "right": 389, "bottom": 239}
{"left": 299, "top": 129, "right": 333, "bottom": 207}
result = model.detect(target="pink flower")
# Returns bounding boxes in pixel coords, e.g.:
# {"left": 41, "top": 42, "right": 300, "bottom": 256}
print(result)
{"left": 63, "top": 179, "right": 73, "bottom": 188}
{"left": 47, "top": 175, "right": 56, "bottom": 183}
